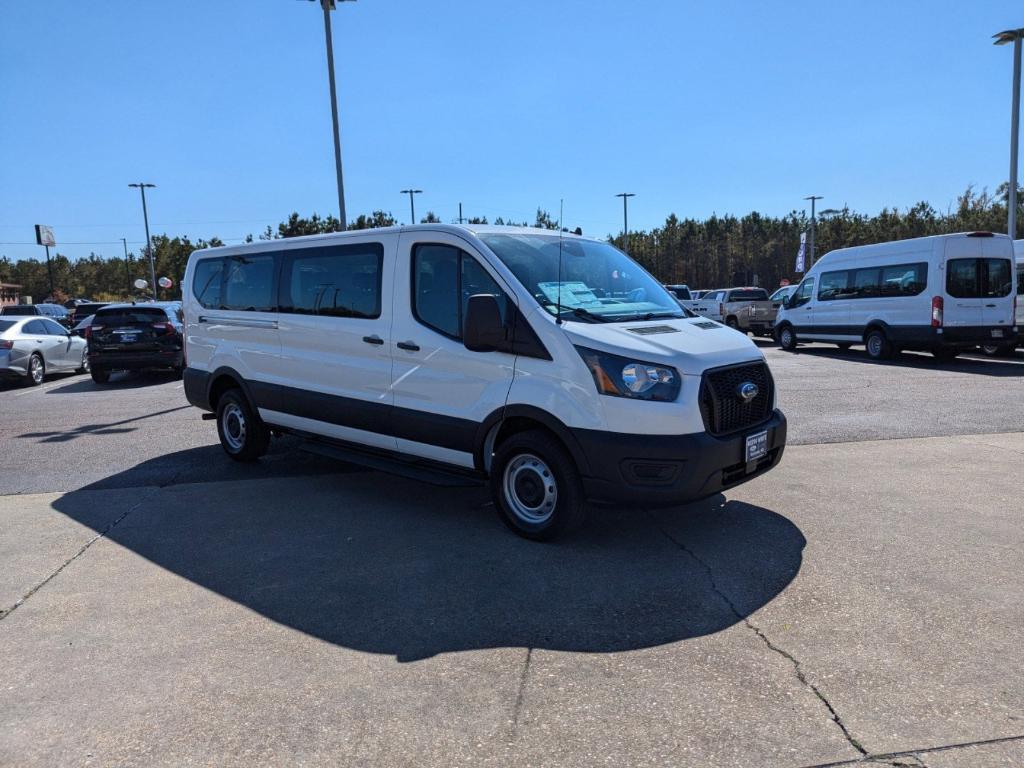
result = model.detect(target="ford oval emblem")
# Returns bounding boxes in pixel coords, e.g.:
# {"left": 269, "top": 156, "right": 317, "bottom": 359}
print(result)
{"left": 737, "top": 382, "right": 759, "bottom": 403}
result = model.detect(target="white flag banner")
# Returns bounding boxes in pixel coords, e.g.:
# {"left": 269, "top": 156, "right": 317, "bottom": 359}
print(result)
{"left": 795, "top": 232, "right": 807, "bottom": 273}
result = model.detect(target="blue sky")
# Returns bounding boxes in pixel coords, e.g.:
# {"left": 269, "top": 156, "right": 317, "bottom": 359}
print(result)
{"left": 1, "top": 0, "right": 1020, "bottom": 262}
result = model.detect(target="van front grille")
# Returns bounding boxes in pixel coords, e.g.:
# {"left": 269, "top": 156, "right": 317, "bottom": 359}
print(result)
{"left": 699, "top": 362, "right": 773, "bottom": 436}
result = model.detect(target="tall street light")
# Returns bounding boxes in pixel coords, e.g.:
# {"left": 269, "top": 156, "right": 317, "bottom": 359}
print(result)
{"left": 306, "top": 0, "right": 354, "bottom": 229}
{"left": 401, "top": 189, "right": 422, "bottom": 224}
{"left": 994, "top": 28, "right": 1023, "bottom": 238}
{"left": 804, "top": 195, "right": 823, "bottom": 269}
{"left": 616, "top": 192, "right": 635, "bottom": 251}
{"left": 128, "top": 183, "right": 157, "bottom": 299}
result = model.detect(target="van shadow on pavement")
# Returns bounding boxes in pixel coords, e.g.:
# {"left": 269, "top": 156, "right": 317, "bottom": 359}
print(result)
{"left": 786, "top": 345, "right": 1023, "bottom": 376}
{"left": 51, "top": 449, "right": 805, "bottom": 662}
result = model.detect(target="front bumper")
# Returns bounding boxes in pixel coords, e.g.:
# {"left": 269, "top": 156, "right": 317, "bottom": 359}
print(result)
{"left": 573, "top": 409, "right": 787, "bottom": 507}
{"left": 89, "top": 349, "right": 183, "bottom": 371}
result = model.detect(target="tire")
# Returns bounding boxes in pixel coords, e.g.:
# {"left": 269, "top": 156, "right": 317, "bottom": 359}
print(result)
{"left": 490, "top": 429, "right": 586, "bottom": 541}
{"left": 75, "top": 348, "right": 90, "bottom": 374}
{"left": 864, "top": 329, "right": 892, "bottom": 361}
{"left": 778, "top": 324, "right": 798, "bottom": 351}
{"left": 932, "top": 348, "right": 960, "bottom": 362}
{"left": 90, "top": 367, "right": 110, "bottom": 384}
{"left": 725, "top": 317, "right": 740, "bottom": 331}
{"left": 981, "top": 343, "right": 1013, "bottom": 357}
{"left": 25, "top": 353, "right": 44, "bottom": 386}
{"left": 172, "top": 365, "right": 184, "bottom": 379}
{"left": 836, "top": 342, "right": 853, "bottom": 351}
{"left": 216, "top": 388, "right": 270, "bottom": 462}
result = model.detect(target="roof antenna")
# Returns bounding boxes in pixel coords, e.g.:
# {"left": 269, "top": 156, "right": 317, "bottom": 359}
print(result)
{"left": 556, "top": 198, "right": 564, "bottom": 325}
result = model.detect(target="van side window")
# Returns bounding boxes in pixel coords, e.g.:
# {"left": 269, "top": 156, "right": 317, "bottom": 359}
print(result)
{"left": 193, "top": 258, "right": 224, "bottom": 309}
{"left": 791, "top": 278, "right": 814, "bottom": 307}
{"left": 880, "top": 263, "right": 927, "bottom": 296}
{"left": 223, "top": 254, "right": 278, "bottom": 312}
{"left": 281, "top": 243, "right": 383, "bottom": 318}
{"left": 413, "top": 244, "right": 507, "bottom": 339}
{"left": 851, "top": 268, "right": 881, "bottom": 298}
{"left": 817, "top": 271, "right": 849, "bottom": 301}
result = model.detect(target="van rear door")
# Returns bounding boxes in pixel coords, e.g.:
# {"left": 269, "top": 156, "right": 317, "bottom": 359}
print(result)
{"left": 980, "top": 236, "right": 1015, "bottom": 329}
{"left": 943, "top": 237, "right": 985, "bottom": 328}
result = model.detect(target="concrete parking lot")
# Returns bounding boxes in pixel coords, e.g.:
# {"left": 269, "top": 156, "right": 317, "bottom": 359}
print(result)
{"left": 1, "top": 344, "right": 1023, "bottom": 767}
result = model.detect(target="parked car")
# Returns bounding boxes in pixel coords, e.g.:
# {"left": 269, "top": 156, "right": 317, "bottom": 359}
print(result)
{"left": 769, "top": 285, "right": 797, "bottom": 304}
{"left": 71, "top": 314, "right": 94, "bottom": 338}
{"left": 0, "top": 303, "right": 73, "bottom": 327}
{"left": 182, "top": 225, "right": 786, "bottom": 541}
{"left": 980, "top": 239, "right": 1023, "bottom": 356}
{"left": 664, "top": 284, "right": 693, "bottom": 301}
{"left": 71, "top": 302, "right": 108, "bottom": 326}
{"left": 774, "top": 232, "right": 1018, "bottom": 360}
{"left": 699, "top": 288, "right": 778, "bottom": 336}
{"left": 87, "top": 302, "right": 184, "bottom": 383}
{"left": 0, "top": 316, "right": 89, "bottom": 385}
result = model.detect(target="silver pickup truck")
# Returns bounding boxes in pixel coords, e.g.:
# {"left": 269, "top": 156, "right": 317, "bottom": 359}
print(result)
{"left": 696, "top": 287, "right": 779, "bottom": 336}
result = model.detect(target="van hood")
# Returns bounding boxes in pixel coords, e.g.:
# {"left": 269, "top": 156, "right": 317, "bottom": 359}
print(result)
{"left": 558, "top": 315, "right": 766, "bottom": 374}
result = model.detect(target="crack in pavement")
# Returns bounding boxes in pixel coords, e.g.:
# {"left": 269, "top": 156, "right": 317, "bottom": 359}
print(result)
{"left": 799, "top": 733, "right": 1024, "bottom": 768}
{"left": 508, "top": 646, "right": 533, "bottom": 741}
{"left": 651, "top": 516, "right": 869, "bottom": 758}
{"left": 0, "top": 490, "right": 156, "bottom": 620}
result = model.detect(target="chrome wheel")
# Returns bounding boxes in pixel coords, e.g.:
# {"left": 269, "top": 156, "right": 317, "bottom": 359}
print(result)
{"left": 29, "top": 355, "right": 44, "bottom": 385}
{"left": 221, "top": 402, "right": 247, "bottom": 453}
{"left": 81, "top": 349, "right": 90, "bottom": 373}
{"left": 502, "top": 453, "right": 557, "bottom": 525}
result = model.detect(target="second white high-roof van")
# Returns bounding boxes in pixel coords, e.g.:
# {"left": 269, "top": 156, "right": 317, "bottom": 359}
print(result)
{"left": 775, "top": 232, "right": 1018, "bottom": 360}
{"left": 182, "top": 225, "right": 786, "bottom": 540}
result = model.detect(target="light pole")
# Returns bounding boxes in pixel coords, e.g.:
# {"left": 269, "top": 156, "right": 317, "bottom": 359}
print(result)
{"left": 400, "top": 189, "right": 422, "bottom": 224}
{"left": 128, "top": 183, "right": 157, "bottom": 300}
{"left": 121, "top": 237, "right": 132, "bottom": 298}
{"left": 995, "top": 28, "right": 1023, "bottom": 238}
{"left": 616, "top": 192, "right": 635, "bottom": 251}
{"left": 804, "top": 195, "right": 823, "bottom": 269}
{"left": 304, "top": 0, "right": 353, "bottom": 229}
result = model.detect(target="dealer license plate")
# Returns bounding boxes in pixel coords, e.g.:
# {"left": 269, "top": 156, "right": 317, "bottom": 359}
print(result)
{"left": 745, "top": 430, "right": 768, "bottom": 463}
{"left": 991, "top": 329, "right": 1004, "bottom": 338}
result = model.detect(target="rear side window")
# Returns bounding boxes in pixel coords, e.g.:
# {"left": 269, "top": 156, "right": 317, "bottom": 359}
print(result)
{"left": 2, "top": 305, "right": 36, "bottom": 315}
{"left": 193, "top": 258, "right": 224, "bottom": 309}
{"left": 0, "top": 320, "right": 16, "bottom": 332}
{"left": 24, "top": 320, "right": 47, "bottom": 334}
{"left": 224, "top": 254, "right": 278, "bottom": 311}
{"left": 946, "top": 258, "right": 1011, "bottom": 298}
{"left": 413, "top": 244, "right": 507, "bottom": 339}
{"left": 281, "top": 243, "right": 383, "bottom": 318}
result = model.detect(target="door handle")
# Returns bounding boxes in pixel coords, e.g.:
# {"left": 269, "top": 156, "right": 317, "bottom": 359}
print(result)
{"left": 985, "top": 304, "right": 996, "bottom": 308}
{"left": 362, "top": 335, "right": 384, "bottom": 345}
{"left": 396, "top": 341, "right": 420, "bottom": 351}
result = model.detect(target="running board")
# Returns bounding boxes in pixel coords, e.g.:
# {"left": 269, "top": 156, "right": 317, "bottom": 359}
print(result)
{"left": 299, "top": 440, "right": 484, "bottom": 488}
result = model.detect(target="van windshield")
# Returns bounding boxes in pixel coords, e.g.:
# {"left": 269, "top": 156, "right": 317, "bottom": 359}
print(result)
{"left": 479, "top": 234, "right": 682, "bottom": 322}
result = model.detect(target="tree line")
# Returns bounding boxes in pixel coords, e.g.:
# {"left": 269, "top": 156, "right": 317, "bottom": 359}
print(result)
{"left": 1, "top": 186, "right": 1019, "bottom": 302}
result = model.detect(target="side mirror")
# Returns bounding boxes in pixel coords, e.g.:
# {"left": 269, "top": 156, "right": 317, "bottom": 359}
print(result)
{"left": 464, "top": 294, "right": 506, "bottom": 352}
{"left": 781, "top": 296, "right": 791, "bottom": 309}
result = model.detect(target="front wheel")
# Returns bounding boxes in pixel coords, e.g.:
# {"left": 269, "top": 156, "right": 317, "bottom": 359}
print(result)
{"left": 778, "top": 325, "right": 798, "bottom": 351}
{"left": 25, "top": 353, "right": 44, "bottom": 386}
{"left": 216, "top": 389, "right": 270, "bottom": 462}
{"left": 75, "top": 348, "right": 90, "bottom": 374}
{"left": 490, "top": 430, "right": 586, "bottom": 541}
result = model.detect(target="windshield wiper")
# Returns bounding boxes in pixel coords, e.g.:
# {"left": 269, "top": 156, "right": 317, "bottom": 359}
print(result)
{"left": 554, "top": 306, "right": 608, "bottom": 323}
{"left": 625, "top": 311, "right": 685, "bottom": 322}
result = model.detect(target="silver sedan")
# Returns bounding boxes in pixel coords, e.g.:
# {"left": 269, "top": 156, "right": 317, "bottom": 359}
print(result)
{"left": 0, "top": 316, "right": 89, "bottom": 386}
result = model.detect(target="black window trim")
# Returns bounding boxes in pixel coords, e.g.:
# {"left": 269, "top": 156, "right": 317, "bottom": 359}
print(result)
{"left": 816, "top": 261, "right": 928, "bottom": 301}
{"left": 411, "top": 241, "right": 515, "bottom": 342}
{"left": 945, "top": 257, "right": 1013, "bottom": 299}
{"left": 277, "top": 241, "right": 385, "bottom": 319}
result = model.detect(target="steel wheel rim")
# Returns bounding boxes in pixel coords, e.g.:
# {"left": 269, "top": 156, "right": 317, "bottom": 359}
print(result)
{"left": 503, "top": 453, "right": 557, "bottom": 525}
{"left": 781, "top": 328, "right": 792, "bottom": 347}
{"left": 221, "top": 402, "right": 247, "bottom": 452}
{"left": 30, "top": 356, "right": 43, "bottom": 384}
{"left": 867, "top": 335, "right": 882, "bottom": 357}
{"left": 982, "top": 345, "right": 998, "bottom": 355}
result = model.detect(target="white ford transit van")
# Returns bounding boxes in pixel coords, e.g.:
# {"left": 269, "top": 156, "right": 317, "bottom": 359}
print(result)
{"left": 182, "top": 226, "right": 786, "bottom": 539}
{"left": 775, "top": 232, "right": 1018, "bottom": 361}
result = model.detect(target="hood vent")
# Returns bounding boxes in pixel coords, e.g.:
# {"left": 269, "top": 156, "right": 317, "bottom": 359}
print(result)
{"left": 692, "top": 321, "right": 720, "bottom": 330}
{"left": 627, "top": 324, "right": 680, "bottom": 336}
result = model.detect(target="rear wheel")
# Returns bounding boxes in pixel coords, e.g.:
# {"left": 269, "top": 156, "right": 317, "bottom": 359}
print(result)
{"left": 90, "top": 367, "right": 110, "bottom": 384}
{"left": 778, "top": 325, "right": 797, "bottom": 351}
{"left": 216, "top": 389, "right": 270, "bottom": 462}
{"left": 864, "top": 329, "right": 892, "bottom": 361}
{"left": 725, "top": 316, "right": 740, "bottom": 331}
{"left": 491, "top": 430, "right": 586, "bottom": 541}
{"left": 981, "top": 343, "right": 1013, "bottom": 357}
{"left": 25, "top": 353, "right": 44, "bottom": 386}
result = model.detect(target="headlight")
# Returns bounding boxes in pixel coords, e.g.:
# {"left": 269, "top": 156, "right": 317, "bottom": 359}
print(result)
{"left": 575, "top": 346, "right": 681, "bottom": 402}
